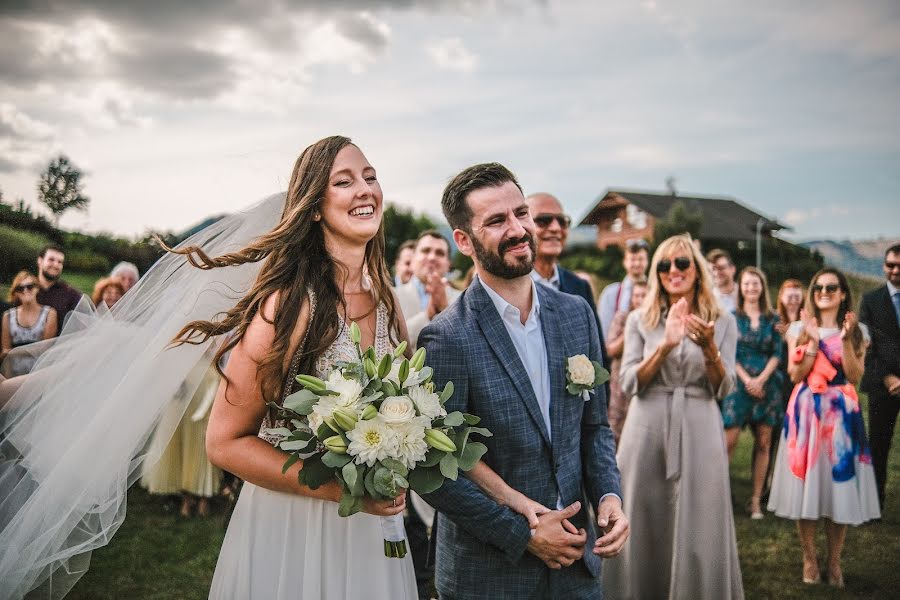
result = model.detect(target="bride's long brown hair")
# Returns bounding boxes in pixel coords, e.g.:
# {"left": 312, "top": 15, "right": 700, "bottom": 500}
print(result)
{"left": 166, "top": 135, "right": 401, "bottom": 405}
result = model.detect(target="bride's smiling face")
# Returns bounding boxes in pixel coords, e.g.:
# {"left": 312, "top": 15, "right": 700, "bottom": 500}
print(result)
{"left": 320, "top": 144, "right": 383, "bottom": 247}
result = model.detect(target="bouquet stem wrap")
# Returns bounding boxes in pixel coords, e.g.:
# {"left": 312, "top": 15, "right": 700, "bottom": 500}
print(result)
{"left": 380, "top": 514, "right": 407, "bottom": 558}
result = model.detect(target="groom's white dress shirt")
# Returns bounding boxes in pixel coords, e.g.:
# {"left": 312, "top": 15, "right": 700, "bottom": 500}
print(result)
{"left": 481, "top": 278, "right": 552, "bottom": 440}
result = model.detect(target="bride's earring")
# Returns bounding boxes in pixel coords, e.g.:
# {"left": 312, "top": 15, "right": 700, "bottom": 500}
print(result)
{"left": 313, "top": 212, "right": 321, "bottom": 222}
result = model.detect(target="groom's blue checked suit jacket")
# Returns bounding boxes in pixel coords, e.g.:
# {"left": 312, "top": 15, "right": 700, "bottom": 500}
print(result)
{"left": 420, "top": 278, "right": 621, "bottom": 600}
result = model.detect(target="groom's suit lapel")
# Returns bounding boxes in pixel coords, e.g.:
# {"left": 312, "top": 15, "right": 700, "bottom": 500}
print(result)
{"left": 469, "top": 279, "right": 551, "bottom": 449}
{"left": 537, "top": 284, "right": 568, "bottom": 462}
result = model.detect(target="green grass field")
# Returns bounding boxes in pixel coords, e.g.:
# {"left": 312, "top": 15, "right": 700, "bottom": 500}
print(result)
{"left": 65, "top": 401, "right": 899, "bottom": 599}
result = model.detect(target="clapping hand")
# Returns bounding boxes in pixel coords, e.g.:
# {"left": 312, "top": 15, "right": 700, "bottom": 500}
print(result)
{"left": 799, "top": 308, "right": 819, "bottom": 343}
{"left": 840, "top": 311, "right": 858, "bottom": 340}
{"left": 663, "top": 298, "right": 689, "bottom": 349}
{"left": 425, "top": 271, "right": 449, "bottom": 319}
{"left": 684, "top": 314, "right": 715, "bottom": 348}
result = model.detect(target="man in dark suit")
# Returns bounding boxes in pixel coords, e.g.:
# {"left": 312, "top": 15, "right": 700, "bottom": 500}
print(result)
{"left": 420, "top": 163, "right": 628, "bottom": 599}
{"left": 527, "top": 192, "right": 609, "bottom": 372}
{"left": 859, "top": 242, "right": 900, "bottom": 510}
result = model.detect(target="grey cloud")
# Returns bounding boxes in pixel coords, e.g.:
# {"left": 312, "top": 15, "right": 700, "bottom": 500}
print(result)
{"left": 334, "top": 13, "right": 390, "bottom": 53}
{"left": 0, "top": 156, "right": 22, "bottom": 173}
{"left": 112, "top": 40, "right": 234, "bottom": 99}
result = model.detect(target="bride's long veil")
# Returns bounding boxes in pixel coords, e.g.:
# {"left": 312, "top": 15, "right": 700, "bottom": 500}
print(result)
{"left": 0, "top": 193, "right": 286, "bottom": 600}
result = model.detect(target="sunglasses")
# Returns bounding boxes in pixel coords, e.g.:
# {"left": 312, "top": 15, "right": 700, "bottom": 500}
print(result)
{"left": 657, "top": 256, "right": 692, "bottom": 273}
{"left": 14, "top": 283, "right": 37, "bottom": 293}
{"left": 812, "top": 283, "right": 840, "bottom": 294}
{"left": 533, "top": 214, "right": 571, "bottom": 229}
{"left": 886, "top": 261, "right": 900, "bottom": 270}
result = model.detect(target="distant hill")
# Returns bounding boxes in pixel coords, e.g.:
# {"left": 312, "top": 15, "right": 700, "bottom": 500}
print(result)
{"left": 800, "top": 238, "right": 898, "bottom": 278}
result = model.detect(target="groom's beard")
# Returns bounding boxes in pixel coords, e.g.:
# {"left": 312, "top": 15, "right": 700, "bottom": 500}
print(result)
{"left": 472, "top": 232, "right": 536, "bottom": 280}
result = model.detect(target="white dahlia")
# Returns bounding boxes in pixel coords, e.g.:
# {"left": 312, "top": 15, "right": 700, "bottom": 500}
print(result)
{"left": 408, "top": 385, "right": 446, "bottom": 420}
{"left": 347, "top": 417, "right": 398, "bottom": 467}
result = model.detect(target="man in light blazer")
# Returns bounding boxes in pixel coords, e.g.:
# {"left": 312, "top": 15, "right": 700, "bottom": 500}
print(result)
{"left": 859, "top": 242, "right": 900, "bottom": 510}
{"left": 420, "top": 163, "right": 628, "bottom": 600}
{"left": 394, "top": 230, "right": 461, "bottom": 348}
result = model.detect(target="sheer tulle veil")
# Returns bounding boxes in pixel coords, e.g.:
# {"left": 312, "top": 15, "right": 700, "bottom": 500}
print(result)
{"left": 0, "top": 192, "right": 286, "bottom": 600}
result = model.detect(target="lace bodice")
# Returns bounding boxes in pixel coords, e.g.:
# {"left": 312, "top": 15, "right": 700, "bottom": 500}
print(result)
{"left": 258, "top": 299, "right": 392, "bottom": 444}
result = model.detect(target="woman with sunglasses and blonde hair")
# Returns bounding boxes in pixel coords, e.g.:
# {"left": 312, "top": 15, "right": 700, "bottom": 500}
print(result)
{"left": 768, "top": 268, "right": 879, "bottom": 587}
{"left": 603, "top": 234, "right": 743, "bottom": 599}
{"left": 1, "top": 271, "right": 58, "bottom": 377}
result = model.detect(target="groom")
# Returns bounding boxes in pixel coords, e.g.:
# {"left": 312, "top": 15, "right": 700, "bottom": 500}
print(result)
{"left": 420, "top": 163, "right": 628, "bottom": 599}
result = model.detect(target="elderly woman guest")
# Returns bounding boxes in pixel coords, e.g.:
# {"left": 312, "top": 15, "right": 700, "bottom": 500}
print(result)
{"left": 722, "top": 267, "right": 784, "bottom": 519}
{"left": 91, "top": 277, "right": 126, "bottom": 309}
{"left": 603, "top": 234, "right": 742, "bottom": 599}
{"left": 605, "top": 279, "right": 648, "bottom": 444}
{"left": 1, "top": 271, "right": 58, "bottom": 377}
{"left": 768, "top": 268, "right": 879, "bottom": 587}
{"left": 110, "top": 261, "right": 140, "bottom": 292}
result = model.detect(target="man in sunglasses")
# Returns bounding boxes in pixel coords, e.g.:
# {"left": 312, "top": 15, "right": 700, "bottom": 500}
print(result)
{"left": 859, "top": 243, "right": 900, "bottom": 511}
{"left": 706, "top": 248, "right": 738, "bottom": 314}
{"left": 35, "top": 245, "right": 83, "bottom": 335}
{"left": 527, "top": 193, "right": 609, "bottom": 371}
{"left": 598, "top": 239, "right": 649, "bottom": 343}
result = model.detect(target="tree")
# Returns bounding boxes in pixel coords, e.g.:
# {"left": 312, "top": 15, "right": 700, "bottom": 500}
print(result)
{"left": 37, "top": 154, "right": 90, "bottom": 226}
{"left": 382, "top": 203, "right": 437, "bottom": 267}
{"left": 653, "top": 200, "right": 703, "bottom": 243}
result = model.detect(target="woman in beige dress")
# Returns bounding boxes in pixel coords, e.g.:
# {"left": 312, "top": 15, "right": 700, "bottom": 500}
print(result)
{"left": 602, "top": 234, "right": 743, "bottom": 599}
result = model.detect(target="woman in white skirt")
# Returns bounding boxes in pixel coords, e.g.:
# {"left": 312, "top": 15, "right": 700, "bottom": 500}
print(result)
{"left": 768, "top": 267, "right": 880, "bottom": 587}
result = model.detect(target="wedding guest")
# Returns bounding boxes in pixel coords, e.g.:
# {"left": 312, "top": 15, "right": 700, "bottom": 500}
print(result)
{"left": 707, "top": 248, "right": 738, "bottom": 313}
{"left": 859, "top": 243, "right": 900, "bottom": 511}
{"left": 110, "top": 261, "right": 140, "bottom": 292}
{"left": 605, "top": 279, "right": 648, "bottom": 445}
{"left": 768, "top": 268, "right": 880, "bottom": 587}
{"left": 35, "top": 245, "right": 82, "bottom": 333}
{"left": 395, "top": 230, "right": 460, "bottom": 347}
{"left": 603, "top": 233, "right": 743, "bottom": 599}
{"left": 141, "top": 357, "right": 223, "bottom": 518}
{"left": 598, "top": 239, "right": 649, "bottom": 343}
{"left": 91, "top": 277, "right": 126, "bottom": 309}
{"left": 393, "top": 240, "right": 416, "bottom": 286}
{"left": 527, "top": 192, "right": 609, "bottom": 369}
{"left": 763, "top": 279, "right": 805, "bottom": 499}
{"left": 1, "top": 271, "right": 58, "bottom": 377}
{"left": 721, "top": 267, "right": 784, "bottom": 520}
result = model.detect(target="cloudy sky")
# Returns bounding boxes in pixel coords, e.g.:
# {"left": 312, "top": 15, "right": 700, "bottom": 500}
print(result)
{"left": 1, "top": 0, "right": 898, "bottom": 241}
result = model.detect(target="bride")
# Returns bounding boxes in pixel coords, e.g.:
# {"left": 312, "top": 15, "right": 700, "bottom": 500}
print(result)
{"left": 195, "top": 136, "right": 416, "bottom": 598}
{"left": 0, "top": 136, "right": 416, "bottom": 600}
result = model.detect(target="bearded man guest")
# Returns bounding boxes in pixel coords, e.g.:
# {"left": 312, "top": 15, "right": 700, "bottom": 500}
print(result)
{"left": 395, "top": 230, "right": 460, "bottom": 348}
{"left": 527, "top": 192, "right": 609, "bottom": 372}
{"left": 35, "top": 245, "right": 83, "bottom": 334}
{"left": 421, "top": 163, "right": 627, "bottom": 599}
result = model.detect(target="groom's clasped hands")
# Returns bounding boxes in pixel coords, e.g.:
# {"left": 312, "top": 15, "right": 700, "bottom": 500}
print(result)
{"left": 526, "top": 497, "right": 629, "bottom": 570}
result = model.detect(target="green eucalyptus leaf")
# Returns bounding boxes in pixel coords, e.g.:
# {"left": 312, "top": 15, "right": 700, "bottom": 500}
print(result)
{"left": 439, "top": 381, "right": 454, "bottom": 404}
{"left": 322, "top": 450, "right": 353, "bottom": 469}
{"left": 439, "top": 452, "right": 459, "bottom": 481}
{"left": 379, "top": 457, "right": 409, "bottom": 477}
{"left": 462, "top": 413, "right": 481, "bottom": 425}
{"left": 443, "top": 411, "right": 464, "bottom": 427}
{"left": 281, "top": 452, "right": 300, "bottom": 474}
{"left": 283, "top": 389, "right": 319, "bottom": 415}
{"left": 374, "top": 467, "right": 396, "bottom": 497}
{"left": 266, "top": 427, "right": 293, "bottom": 439}
{"left": 421, "top": 449, "right": 445, "bottom": 467}
{"left": 342, "top": 460, "right": 358, "bottom": 490}
{"left": 467, "top": 426, "right": 493, "bottom": 438}
{"left": 408, "top": 465, "right": 445, "bottom": 494}
{"left": 458, "top": 441, "right": 488, "bottom": 471}
{"left": 364, "top": 466, "right": 381, "bottom": 499}
{"left": 279, "top": 438, "right": 314, "bottom": 452}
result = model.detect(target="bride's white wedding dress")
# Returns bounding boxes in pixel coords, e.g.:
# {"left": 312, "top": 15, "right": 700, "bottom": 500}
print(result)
{"left": 208, "top": 302, "right": 417, "bottom": 600}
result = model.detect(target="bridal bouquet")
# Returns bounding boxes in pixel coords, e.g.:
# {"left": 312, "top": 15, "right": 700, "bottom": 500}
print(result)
{"left": 268, "top": 322, "right": 491, "bottom": 558}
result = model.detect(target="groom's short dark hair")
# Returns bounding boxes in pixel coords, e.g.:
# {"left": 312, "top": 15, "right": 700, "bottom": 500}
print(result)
{"left": 441, "top": 162, "right": 522, "bottom": 233}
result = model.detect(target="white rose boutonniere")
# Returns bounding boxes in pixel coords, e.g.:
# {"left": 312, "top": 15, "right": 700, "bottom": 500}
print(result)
{"left": 566, "top": 354, "right": 610, "bottom": 401}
